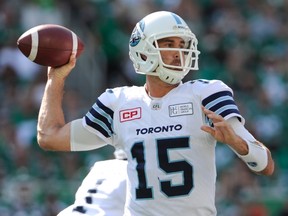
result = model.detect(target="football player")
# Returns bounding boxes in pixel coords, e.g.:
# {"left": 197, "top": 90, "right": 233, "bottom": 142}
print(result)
{"left": 57, "top": 149, "right": 127, "bottom": 216}
{"left": 37, "top": 11, "right": 274, "bottom": 216}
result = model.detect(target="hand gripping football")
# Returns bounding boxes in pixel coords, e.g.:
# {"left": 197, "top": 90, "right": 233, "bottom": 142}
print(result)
{"left": 17, "top": 24, "right": 84, "bottom": 67}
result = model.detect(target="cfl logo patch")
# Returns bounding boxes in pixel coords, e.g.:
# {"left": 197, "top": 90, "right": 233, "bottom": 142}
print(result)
{"left": 120, "top": 107, "right": 141, "bottom": 122}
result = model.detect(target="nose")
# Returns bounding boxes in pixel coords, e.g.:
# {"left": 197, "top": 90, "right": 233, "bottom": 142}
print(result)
{"left": 174, "top": 50, "right": 180, "bottom": 59}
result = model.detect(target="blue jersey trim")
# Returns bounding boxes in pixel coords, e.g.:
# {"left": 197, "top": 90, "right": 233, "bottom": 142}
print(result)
{"left": 85, "top": 99, "right": 114, "bottom": 138}
{"left": 202, "top": 91, "right": 240, "bottom": 118}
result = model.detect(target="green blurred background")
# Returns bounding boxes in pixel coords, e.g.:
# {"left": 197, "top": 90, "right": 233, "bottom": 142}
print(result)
{"left": 0, "top": 0, "right": 287, "bottom": 215}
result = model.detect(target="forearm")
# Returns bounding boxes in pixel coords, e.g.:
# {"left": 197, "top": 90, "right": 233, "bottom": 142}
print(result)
{"left": 37, "top": 55, "right": 76, "bottom": 151}
{"left": 37, "top": 76, "right": 71, "bottom": 151}
{"left": 39, "top": 78, "right": 65, "bottom": 126}
{"left": 201, "top": 108, "right": 274, "bottom": 175}
{"left": 225, "top": 134, "right": 248, "bottom": 155}
{"left": 227, "top": 118, "right": 274, "bottom": 176}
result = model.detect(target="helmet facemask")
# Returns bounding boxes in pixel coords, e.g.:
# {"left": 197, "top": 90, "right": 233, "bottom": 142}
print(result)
{"left": 153, "top": 35, "right": 199, "bottom": 84}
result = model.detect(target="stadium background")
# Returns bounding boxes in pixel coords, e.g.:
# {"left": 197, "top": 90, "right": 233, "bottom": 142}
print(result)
{"left": 0, "top": 0, "right": 287, "bottom": 215}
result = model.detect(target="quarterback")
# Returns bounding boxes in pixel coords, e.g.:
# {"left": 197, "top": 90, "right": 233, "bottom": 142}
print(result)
{"left": 37, "top": 11, "right": 274, "bottom": 216}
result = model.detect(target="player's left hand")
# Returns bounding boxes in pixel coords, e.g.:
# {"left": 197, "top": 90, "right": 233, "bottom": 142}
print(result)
{"left": 201, "top": 106, "right": 242, "bottom": 146}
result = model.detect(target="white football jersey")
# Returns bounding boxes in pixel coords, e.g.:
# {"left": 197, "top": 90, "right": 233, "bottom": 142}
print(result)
{"left": 57, "top": 159, "right": 127, "bottom": 216}
{"left": 83, "top": 80, "right": 244, "bottom": 216}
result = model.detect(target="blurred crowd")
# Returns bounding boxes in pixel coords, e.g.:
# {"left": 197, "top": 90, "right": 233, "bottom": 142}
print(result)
{"left": 0, "top": 0, "right": 288, "bottom": 215}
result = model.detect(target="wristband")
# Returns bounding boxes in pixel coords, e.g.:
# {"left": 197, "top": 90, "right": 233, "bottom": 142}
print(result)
{"left": 236, "top": 139, "right": 268, "bottom": 172}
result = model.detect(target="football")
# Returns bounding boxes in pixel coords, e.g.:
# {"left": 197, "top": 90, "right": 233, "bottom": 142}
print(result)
{"left": 17, "top": 24, "right": 84, "bottom": 67}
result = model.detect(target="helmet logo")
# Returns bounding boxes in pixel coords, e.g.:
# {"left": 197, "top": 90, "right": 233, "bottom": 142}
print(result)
{"left": 129, "top": 21, "right": 145, "bottom": 47}
{"left": 129, "top": 27, "right": 141, "bottom": 47}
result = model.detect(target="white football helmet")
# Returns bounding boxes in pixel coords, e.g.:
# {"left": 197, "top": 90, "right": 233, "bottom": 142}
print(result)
{"left": 129, "top": 11, "right": 200, "bottom": 85}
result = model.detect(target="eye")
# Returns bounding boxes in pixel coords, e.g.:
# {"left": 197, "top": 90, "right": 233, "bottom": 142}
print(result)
{"left": 160, "top": 42, "right": 173, "bottom": 48}
{"left": 167, "top": 42, "right": 174, "bottom": 48}
{"left": 179, "top": 41, "right": 186, "bottom": 49}
{"left": 168, "top": 42, "right": 185, "bottom": 49}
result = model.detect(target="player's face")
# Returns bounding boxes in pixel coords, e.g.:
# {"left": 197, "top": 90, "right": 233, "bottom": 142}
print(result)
{"left": 157, "top": 37, "right": 186, "bottom": 70}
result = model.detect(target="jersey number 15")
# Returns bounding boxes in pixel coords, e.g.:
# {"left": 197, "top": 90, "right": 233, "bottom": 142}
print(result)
{"left": 131, "top": 137, "right": 194, "bottom": 199}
